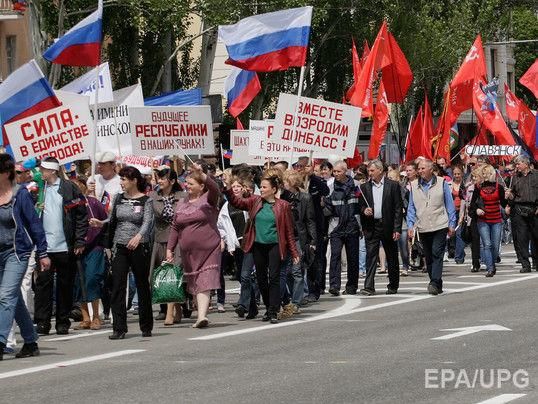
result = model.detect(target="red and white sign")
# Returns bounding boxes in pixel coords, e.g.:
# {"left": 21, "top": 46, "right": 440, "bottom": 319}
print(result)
{"left": 4, "top": 92, "right": 93, "bottom": 164}
{"left": 230, "top": 130, "right": 266, "bottom": 165}
{"left": 129, "top": 106, "right": 213, "bottom": 157}
{"left": 249, "top": 119, "right": 313, "bottom": 159}
{"left": 121, "top": 155, "right": 164, "bottom": 170}
{"left": 272, "top": 93, "right": 361, "bottom": 158}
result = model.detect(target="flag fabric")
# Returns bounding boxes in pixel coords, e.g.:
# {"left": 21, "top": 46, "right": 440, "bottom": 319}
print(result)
{"left": 225, "top": 67, "right": 261, "bottom": 117}
{"left": 519, "top": 58, "right": 538, "bottom": 99}
{"left": 345, "top": 38, "right": 362, "bottom": 102}
{"left": 472, "top": 81, "right": 515, "bottom": 146}
{"left": 516, "top": 97, "right": 537, "bottom": 155}
{"left": 218, "top": 6, "right": 313, "bottom": 72}
{"left": 481, "top": 77, "right": 499, "bottom": 112}
{"left": 61, "top": 61, "right": 113, "bottom": 104}
{"left": 405, "top": 106, "right": 423, "bottom": 162}
{"left": 223, "top": 149, "right": 233, "bottom": 159}
{"left": 145, "top": 88, "right": 203, "bottom": 106}
{"left": 361, "top": 40, "right": 371, "bottom": 65}
{"left": 43, "top": 0, "right": 103, "bottom": 66}
{"left": 368, "top": 81, "right": 389, "bottom": 160}
{"left": 381, "top": 31, "right": 413, "bottom": 103}
{"left": 504, "top": 84, "right": 520, "bottom": 121}
{"left": 346, "top": 145, "right": 363, "bottom": 168}
{"left": 0, "top": 60, "right": 61, "bottom": 147}
{"left": 236, "top": 118, "right": 244, "bottom": 130}
{"left": 449, "top": 124, "right": 459, "bottom": 150}
{"left": 422, "top": 95, "right": 434, "bottom": 159}
{"left": 433, "top": 90, "right": 452, "bottom": 161}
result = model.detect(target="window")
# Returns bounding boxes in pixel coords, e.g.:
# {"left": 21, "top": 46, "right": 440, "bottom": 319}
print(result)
{"left": 6, "top": 36, "right": 16, "bottom": 75}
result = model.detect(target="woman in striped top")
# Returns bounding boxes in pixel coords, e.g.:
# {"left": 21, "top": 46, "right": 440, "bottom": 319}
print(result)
{"left": 470, "top": 165, "right": 507, "bottom": 277}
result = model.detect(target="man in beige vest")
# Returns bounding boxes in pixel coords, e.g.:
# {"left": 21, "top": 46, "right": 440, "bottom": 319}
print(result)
{"left": 407, "top": 160, "right": 456, "bottom": 295}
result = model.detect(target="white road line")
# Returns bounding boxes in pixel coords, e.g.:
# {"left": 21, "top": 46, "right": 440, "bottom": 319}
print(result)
{"left": 192, "top": 274, "right": 538, "bottom": 340}
{"left": 0, "top": 350, "right": 145, "bottom": 380}
{"left": 401, "top": 281, "right": 482, "bottom": 285}
{"left": 44, "top": 330, "right": 112, "bottom": 342}
{"left": 474, "top": 393, "right": 527, "bottom": 404}
{"left": 190, "top": 296, "right": 361, "bottom": 341}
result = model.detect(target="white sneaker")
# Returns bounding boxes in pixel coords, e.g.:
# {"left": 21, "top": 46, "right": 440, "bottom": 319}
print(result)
{"left": 217, "top": 303, "right": 225, "bottom": 313}
{"left": 443, "top": 253, "right": 449, "bottom": 262}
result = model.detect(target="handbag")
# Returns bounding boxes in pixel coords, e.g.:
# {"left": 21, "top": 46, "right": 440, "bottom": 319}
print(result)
{"left": 411, "top": 232, "right": 424, "bottom": 256}
{"left": 151, "top": 262, "right": 185, "bottom": 304}
{"left": 461, "top": 220, "right": 473, "bottom": 244}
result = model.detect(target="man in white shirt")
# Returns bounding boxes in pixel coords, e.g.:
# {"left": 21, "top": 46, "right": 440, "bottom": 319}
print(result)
{"left": 88, "top": 152, "right": 121, "bottom": 213}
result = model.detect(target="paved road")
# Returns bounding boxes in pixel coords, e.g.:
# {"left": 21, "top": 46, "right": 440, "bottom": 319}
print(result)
{"left": 1, "top": 246, "right": 537, "bottom": 404}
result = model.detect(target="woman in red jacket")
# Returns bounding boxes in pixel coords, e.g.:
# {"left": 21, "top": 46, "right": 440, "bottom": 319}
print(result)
{"left": 225, "top": 173, "right": 299, "bottom": 323}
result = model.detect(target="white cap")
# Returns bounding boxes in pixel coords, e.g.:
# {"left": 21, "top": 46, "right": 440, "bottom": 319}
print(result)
{"left": 96, "top": 151, "right": 116, "bottom": 163}
{"left": 139, "top": 167, "right": 152, "bottom": 176}
{"left": 40, "top": 160, "right": 59, "bottom": 171}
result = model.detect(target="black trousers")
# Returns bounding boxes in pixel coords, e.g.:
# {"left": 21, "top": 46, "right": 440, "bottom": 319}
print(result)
{"left": 110, "top": 244, "right": 153, "bottom": 333}
{"left": 363, "top": 222, "right": 399, "bottom": 292}
{"left": 511, "top": 213, "right": 538, "bottom": 270}
{"left": 34, "top": 251, "right": 77, "bottom": 330}
{"left": 329, "top": 233, "right": 360, "bottom": 292}
{"left": 251, "top": 242, "right": 281, "bottom": 316}
{"left": 470, "top": 219, "right": 481, "bottom": 270}
{"left": 318, "top": 235, "right": 329, "bottom": 292}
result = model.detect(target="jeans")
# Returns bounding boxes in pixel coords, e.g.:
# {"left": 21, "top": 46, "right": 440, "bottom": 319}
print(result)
{"left": 477, "top": 221, "right": 503, "bottom": 272}
{"left": 237, "top": 252, "right": 258, "bottom": 315}
{"left": 0, "top": 248, "right": 35, "bottom": 346}
{"left": 397, "top": 230, "right": 409, "bottom": 270}
{"left": 281, "top": 241, "right": 303, "bottom": 305}
{"left": 359, "top": 236, "right": 367, "bottom": 274}
{"left": 420, "top": 228, "right": 448, "bottom": 290}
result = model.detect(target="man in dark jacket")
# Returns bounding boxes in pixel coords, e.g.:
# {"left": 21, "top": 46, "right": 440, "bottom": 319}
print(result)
{"left": 34, "top": 157, "right": 88, "bottom": 335}
{"left": 358, "top": 160, "right": 403, "bottom": 295}
{"left": 324, "top": 161, "right": 361, "bottom": 295}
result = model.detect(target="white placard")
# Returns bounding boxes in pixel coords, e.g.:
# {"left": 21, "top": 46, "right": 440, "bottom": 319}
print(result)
{"left": 272, "top": 93, "right": 361, "bottom": 158}
{"left": 129, "top": 106, "right": 214, "bottom": 157}
{"left": 5, "top": 92, "right": 93, "bottom": 164}
{"left": 60, "top": 62, "right": 114, "bottom": 104}
{"left": 465, "top": 145, "right": 521, "bottom": 156}
{"left": 95, "top": 83, "right": 143, "bottom": 156}
{"left": 230, "top": 130, "right": 266, "bottom": 165}
{"left": 122, "top": 155, "right": 164, "bottom": 170}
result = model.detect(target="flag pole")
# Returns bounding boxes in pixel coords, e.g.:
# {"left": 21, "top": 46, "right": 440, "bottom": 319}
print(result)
{"left": 402, "top": 113, "right": 413, "bottom": 163}
{"left": 219, "top": 143, "right": 226, "bottom": 171}
{"left": 90, "top": 64, "right": 101, "bottom": 180}
{"left": 289, "top": 65, "right": 306, "bottom": 166}
{"left": 172, "top": 138, "right": 195, "bottom": 165}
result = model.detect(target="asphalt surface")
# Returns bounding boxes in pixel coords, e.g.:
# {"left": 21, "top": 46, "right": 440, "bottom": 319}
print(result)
{"left": 1, "top": 245, "right": 537, "bottom": 404}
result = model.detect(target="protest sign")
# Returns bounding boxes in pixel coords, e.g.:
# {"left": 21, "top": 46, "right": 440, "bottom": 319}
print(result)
{"left": 61, "top": 62, "right": 114, "bottom": 104}
{"left": 4, "top": 92, "right": 93, "bottom": 164}
{"left": 465, "top": 145, "right": 521, "bottom": 156}
{"left": 122, "top": 155, "right": 164, "bottom": 170}
{"left": 272, "top": 93, "right": 361, "bottom": 158}
{"left": 230, "top": 130, "right": 266, "bottom": 165}
{"left": 129, "top": 106, "right": 214, "bottom": 157}
{"left": 95, "top": 83, "right": 143, "bottom": 156}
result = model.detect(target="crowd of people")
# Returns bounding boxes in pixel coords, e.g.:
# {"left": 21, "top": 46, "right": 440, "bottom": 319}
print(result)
{"left": 0, "top": 150, "right": 536, "bottom": 360}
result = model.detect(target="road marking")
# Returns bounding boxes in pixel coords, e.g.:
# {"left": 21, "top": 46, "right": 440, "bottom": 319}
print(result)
{"left": 191, "top": 274, "right": 538, "bottom": 341}
{"left": 431, "top": 324, "right": 511, "bottom": 340}
{"left": 0, "top": 350, "right": 145, "bottom": 380}
{"left": 474, "top": 394, "right": 527, "bottom": 404}
{"left": 44, "top": 330, "right": 112, "bottom": 341}
{"left": 190, "top": 297, "right": 361, "bottom": 341}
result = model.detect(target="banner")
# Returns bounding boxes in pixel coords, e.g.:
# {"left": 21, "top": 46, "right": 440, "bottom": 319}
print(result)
{"left": 230, "top": 130, "right": 266, "bottom": 165}
{"left": 96, "top": 83, "right": 143, "bottom": 156}
{"left": 465, "top": 145, "right": 521, "bottom": 156}
{"left": 122, "top": 155, "right": 164, "bottom": 170}
{"left": 60, "top": 62, "right": 114, "bottom": 104}
{"left": 129, "top": 106, "right": 214, "bottom": 157}
{"left": 272, "top": 93, "right": 361, "bottom": 158}
{"left": 4, "top": 92, "right": 93, "bottom": 164}
{"left": 145, "top": 88, "right": 203, "bottom": 106}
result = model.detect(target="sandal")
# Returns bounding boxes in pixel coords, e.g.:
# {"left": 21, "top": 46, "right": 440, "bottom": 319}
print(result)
{"left": 192, "top": 318, "right": 209, "bottom": 328}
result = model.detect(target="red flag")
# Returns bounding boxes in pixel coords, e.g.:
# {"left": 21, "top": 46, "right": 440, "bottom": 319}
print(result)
{"left": 236, "top": 117, "right": 244, "bottom": 130}
{"left": 361, "top": 40, "right": 371, "bottom": 65}
{"left": 345, "top": 38, "right": 362, "bottom": 102}
{"left": 519, "top": 58, "right": 538, "bottom": 99}
{"left": 368, "top": 82, "right": 389, "bottom": 160}
{"left": 422, "top": 95, "right": 435, "bottom": 159}
{"left": 434, "top": 91, "right": 452, "bottom": 161}
{"left": 504, "top": 84, "right": 520, "bottom": 121}
{"left": 381, "top": 31, "right": 413, "bottom": 103}
{"left": 472, "top": 81, "right": 515, "bottom": 145}
{"left": 405, "top": 106, "right": 423, "bottom": 162}
{"left": 346, "top": 146, "right": 364, "bottom": 168}
{"left": 449, "top": 35, "right": 487, "bottom": 117}
{"left": 349, "top": 21, "right": 392, "bottom": 117}
{"left": 517, "top": 99, "right": 537, "bottom": 153}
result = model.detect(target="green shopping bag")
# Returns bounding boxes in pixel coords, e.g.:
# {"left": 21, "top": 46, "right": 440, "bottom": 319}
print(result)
{"left": 151, "top": 262, "right": 185, "bottom": 304}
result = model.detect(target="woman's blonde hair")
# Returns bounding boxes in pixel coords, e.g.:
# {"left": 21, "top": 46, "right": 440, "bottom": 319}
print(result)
{"left": 480, "top": 164, "right": 497, "bottom": 183}
{"left": 386, "top": 168, "right": 400, "bottom": 182}
{"left": 283, "top": 169, "right": 305, "bottom": 190}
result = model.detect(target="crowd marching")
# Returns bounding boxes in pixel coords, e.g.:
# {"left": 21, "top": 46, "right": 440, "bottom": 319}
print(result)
{"left": 0, "top": 150, "right": 537, "bottom": 360}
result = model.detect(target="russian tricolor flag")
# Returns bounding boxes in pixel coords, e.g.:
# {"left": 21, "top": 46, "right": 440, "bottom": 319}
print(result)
{"left": 0, "top": 60, "right": 60, "bottom": 147}
{"left": 225, "top": 67, "right": 261, "bottom": 118}
{"left": 43, "top": 0, "right": 103, "bottom": 66}
{"left": 218, "top": 6, "right": 313, "bottom": 72}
